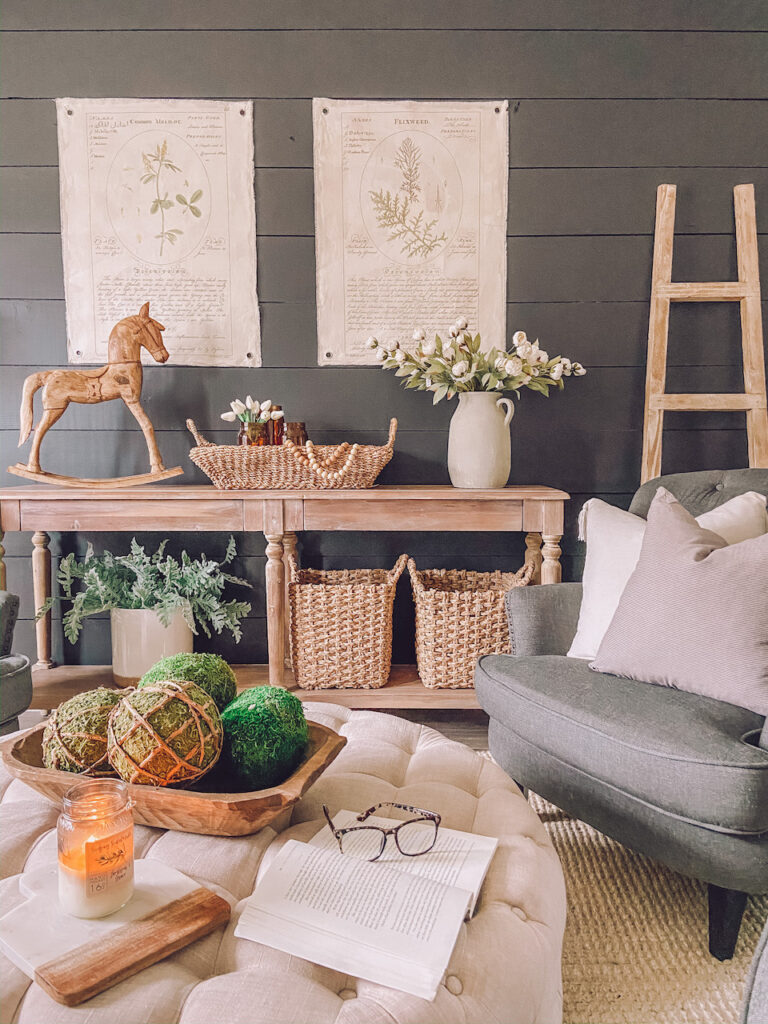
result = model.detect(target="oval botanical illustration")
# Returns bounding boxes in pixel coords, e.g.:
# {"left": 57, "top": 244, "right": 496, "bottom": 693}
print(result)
{"left": 360, "top": 130, "right": 462, "bottom": 265}
{"left": 107, "top": 130, "right": 211, "bottom": 265}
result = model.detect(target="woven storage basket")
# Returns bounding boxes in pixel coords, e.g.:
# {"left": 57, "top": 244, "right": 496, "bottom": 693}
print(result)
{"left": 408, "top": 558, "right": 535, "bottom": 689}
{"left": 288, "top": 554, "right": 407, "bottom": 689}
{"left": 186, "top": 419, "right": 397, "bottom": 489}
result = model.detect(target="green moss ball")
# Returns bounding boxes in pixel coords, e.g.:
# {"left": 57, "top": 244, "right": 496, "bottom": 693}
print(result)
{"left": 139, "top": 653, "right": 237, "bottom": 712}
{"left": 107, "top": 679, "right": 223, "bottom": 787}
{"left": 43, "top": 687, "right": 123, "bottom": 776}
{"left": 219, "top": 687, "right": 309, "bottom": 790}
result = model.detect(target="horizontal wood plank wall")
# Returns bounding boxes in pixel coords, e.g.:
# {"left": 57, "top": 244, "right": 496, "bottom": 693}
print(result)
{"left": 2, "top": 1, "right": 767, "bottom": 663}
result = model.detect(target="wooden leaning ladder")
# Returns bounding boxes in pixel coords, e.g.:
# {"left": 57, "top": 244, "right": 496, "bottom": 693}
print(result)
{"left": 641, "top": 183, "right": 768, "bottom": 483}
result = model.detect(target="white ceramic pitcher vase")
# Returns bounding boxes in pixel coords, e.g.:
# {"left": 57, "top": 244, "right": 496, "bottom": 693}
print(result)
{"left": 111, "top": 608, "right": 193, "bottom": 687}
{"left": 447, "top": 392, "right": 515, "bottom": 489}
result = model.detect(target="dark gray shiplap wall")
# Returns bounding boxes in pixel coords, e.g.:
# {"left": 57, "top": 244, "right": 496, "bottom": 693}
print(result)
{"left": 2, "top": 1, "right": 767, "bottom": 665}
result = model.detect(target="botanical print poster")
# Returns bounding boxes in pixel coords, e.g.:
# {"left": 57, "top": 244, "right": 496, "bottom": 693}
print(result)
{"left": 313, "top": 99, "right": 508, "bottom": 365}
{"left": 56, "top": 98, "right": 260, "bottom": 366}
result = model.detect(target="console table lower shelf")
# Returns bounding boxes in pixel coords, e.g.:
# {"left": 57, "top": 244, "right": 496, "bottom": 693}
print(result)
{"left": 31, "top": 664, "right": 482, "bottom": 710}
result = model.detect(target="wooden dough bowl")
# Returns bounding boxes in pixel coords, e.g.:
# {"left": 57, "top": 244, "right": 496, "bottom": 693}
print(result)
{"left": 0, "top": 721, "right": 346, "bottom": 837}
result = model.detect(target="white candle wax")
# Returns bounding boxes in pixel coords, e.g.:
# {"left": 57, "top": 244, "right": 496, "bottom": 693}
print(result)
{"left": 57, "top": 827, "right": 134, "bottom": 919}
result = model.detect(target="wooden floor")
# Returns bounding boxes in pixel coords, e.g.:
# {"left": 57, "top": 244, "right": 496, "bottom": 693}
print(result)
{"left": 30, "top": 664, "right": 490, "bottom": 749}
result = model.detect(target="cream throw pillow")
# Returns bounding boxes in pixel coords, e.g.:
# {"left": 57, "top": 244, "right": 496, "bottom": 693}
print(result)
{"left": 591, "top": 488, "right": 768, "bottom": 715}
{"left": 567, "top": 490, "right": 768, "bottom": 660}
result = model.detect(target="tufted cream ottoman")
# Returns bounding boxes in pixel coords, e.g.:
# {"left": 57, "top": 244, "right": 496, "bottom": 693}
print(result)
{"left": 0, "top": 704, "right": 566, "bottom": 1024}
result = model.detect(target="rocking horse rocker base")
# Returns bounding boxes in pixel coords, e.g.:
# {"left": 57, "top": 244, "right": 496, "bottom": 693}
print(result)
{"left": 7, "top": 464, "right": 184, "bottom": 489}
{"left": 14, "top": 302, "right": 184, "bottom": 490}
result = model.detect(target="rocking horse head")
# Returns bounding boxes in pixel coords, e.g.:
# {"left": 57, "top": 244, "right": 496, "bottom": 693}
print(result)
{"left": 108, "top": 301, "right": 170, "bottom": 363}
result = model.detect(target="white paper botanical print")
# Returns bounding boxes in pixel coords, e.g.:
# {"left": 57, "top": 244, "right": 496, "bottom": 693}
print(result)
{"left": 57, "top": 98, "right": 261, "bottom": 367}
{"left": 313, "top": 99, "right": 508, "bottom": 365}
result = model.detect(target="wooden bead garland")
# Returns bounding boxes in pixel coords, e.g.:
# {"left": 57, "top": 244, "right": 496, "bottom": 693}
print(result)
{"left": 284, "top": 439, "right": 360, "bottom": 481}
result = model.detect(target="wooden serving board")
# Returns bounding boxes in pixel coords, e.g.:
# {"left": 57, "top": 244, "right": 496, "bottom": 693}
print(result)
{"left": 0, "top": 861, "right": 231, "bottom": 1007}
{"left": 36, "top": 887, "right": 230, "bottom": 1006}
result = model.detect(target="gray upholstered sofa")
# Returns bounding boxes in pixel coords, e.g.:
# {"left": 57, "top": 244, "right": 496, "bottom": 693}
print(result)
{"left": 0, "top": 592, "right": 33, "bottom": 735}
{"left": 475, "top": 469, "right": 768, "bottom": 960}
{"left": 743, "top": 916, "right": 768, "bottom": 1022}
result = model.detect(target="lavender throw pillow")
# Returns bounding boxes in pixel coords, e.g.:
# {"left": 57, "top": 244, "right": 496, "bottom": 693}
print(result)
{"left": 591, "top": 487, "right": 768, "bottom": 715}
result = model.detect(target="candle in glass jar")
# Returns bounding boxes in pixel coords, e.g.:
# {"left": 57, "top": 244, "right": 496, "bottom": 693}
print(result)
{"left": 57, "top": 779, "right": 134, "bottom": 919}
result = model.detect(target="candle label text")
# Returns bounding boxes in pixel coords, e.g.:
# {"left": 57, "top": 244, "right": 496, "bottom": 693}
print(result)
{"left": 85, "top": 825, "right": 134, "bottom": 896}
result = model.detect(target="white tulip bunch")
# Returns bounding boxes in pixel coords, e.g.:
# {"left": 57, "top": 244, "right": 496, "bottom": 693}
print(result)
{"left": 220, "top": 396, "right": 284, "bottom": 424}
{"left": 369, "top": 318, "right": 585, "bottom": 404}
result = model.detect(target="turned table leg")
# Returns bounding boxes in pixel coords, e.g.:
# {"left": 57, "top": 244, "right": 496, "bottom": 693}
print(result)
{"left": 32, "top": 530, "right": 55, "bottom": 669}
{"left": 524, "top": 532, "right": 543, "bottom": 585}
{"left": 265, "top": 533, "right": 285, "bottom": 686}
{"left": 541, "top": 534, "right": 563, "bottom": 585}
{"left": 282, "top": 532, "right": 298, "bottom": 669}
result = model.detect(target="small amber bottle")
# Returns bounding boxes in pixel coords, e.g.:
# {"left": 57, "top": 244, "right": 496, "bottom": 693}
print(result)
{"left": 271, "top": 406, "right": 285, "bottom": 446}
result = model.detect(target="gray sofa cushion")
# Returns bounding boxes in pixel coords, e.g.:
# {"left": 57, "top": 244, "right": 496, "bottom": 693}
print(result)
{"left": 0, "top": 653, "right": 33, "bottom": 728}
{"left": 630, "top": 468, "right": 768, "bottom": 520}
{"left": 743, "top": 917, "right": 768, "bottom": 1023}
{"left": 475, "top": 654, "right": 768, "bottom": 834}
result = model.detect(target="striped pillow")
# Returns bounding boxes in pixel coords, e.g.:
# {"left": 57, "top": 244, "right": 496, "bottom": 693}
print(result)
{"left": 592, "top": 487, "right": 768, "bottom": 715}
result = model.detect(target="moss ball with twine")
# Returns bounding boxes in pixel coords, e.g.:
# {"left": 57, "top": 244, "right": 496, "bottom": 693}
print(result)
{"left": 43, "top": 687, "right": 123, "bottom": 776}
{"left": 219, "top": 687, "right": 308, "bottom": 790}
{"left": 107, "top": 679, "right": 223, "bottom": 787}
{"left": 139, "top": 652, "right": 237, "bottom": 712}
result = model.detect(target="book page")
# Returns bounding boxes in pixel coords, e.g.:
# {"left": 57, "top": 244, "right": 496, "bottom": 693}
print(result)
{"left": 311, "top": 809, "right": 497, "bottom": 914}
{"left": 235, "top": 840, "right": 469, "bottom": 1000}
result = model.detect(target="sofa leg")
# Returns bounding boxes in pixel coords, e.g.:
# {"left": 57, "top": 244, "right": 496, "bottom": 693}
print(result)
{"left": 708, "top": 885, "right": 748, "bottom": 961}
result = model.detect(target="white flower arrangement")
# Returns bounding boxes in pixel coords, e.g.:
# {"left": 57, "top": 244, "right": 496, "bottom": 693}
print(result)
{"left": 220, "top": 396, "right": 284, "bottom": 424}
{"left": 372, "top": 318, "right": 585, "bottom": 404}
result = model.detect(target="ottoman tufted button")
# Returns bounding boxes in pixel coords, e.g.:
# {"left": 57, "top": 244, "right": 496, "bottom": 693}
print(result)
{"left": 715, "top": 482, "right": 724, "bottom": 491}
{"left": 446, "top": 975, "right": 463, "bottom": 995}
{"left": 512, "top": 906, "right": 529, "bottom": 921}
{"left": 338, "top": 988, "right": 357, "bottom": 1000}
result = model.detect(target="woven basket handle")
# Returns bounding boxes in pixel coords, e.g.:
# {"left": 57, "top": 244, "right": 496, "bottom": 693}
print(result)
{"left": 390, "top": 553, "right": 409, "bottom": 583}
{"left": 186, "top": 419, "right": 214, "bottom": 448}
{"left": 287, "top": 553, "right": 300, "bottom": 583}
{"left": 387, "top": 418, "right": 398, "bottom": 448}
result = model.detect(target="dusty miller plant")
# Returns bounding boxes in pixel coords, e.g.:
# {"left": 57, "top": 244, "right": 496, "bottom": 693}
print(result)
{"left": 37, "top": 537, "right": 252, "bottom": 643}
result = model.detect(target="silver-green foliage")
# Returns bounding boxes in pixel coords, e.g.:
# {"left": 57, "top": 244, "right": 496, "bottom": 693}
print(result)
{"left": 37, "top": 537, "right": 252, "bottom": 644}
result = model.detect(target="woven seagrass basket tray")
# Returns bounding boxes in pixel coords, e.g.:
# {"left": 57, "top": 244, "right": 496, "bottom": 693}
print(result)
{"left": 288, "top": 554, "right": 408, "bottom": 689}
{"left": 408, "top": 558, "right": 535, "bottom": 689}
{"left": 186, "top": 418, "right": 397, "bottom": 490}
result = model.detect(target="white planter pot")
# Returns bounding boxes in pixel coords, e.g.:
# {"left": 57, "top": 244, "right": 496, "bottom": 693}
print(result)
{"left": 110, "top": 609, "right": 193, "bottom": 687}
{"left": 447, "top": 392, "right": 515, "bottom": 489}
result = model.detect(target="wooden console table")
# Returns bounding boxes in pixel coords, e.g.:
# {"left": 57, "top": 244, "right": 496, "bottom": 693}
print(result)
{"left": 0, "top": 484, "right": 568, "bottom": 707}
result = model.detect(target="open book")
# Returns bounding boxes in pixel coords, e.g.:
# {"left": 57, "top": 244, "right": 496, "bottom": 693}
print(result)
{"left": 235, "top": 810, "right": 497, "bottom": 1000}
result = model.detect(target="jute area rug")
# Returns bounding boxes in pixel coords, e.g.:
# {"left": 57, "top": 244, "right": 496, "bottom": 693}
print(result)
{"left": 527, "top": 793, "right": 768, "bottom": 1024}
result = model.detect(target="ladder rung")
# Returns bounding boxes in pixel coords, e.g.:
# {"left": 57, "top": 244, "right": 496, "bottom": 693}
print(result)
{"left": 656, "top": 282, "right": 750, "bottom": 302}
{"left": 650, "top": 393, "right": 767, "bottom": 412}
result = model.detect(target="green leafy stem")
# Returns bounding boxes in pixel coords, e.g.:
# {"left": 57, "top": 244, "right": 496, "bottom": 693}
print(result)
{"left": 369, "top": 189, "right": 447, "bottom": 259}
{"left": 37, "top": 537, "right": 252, "bottom": 643}
{"left": 141, "top": 140, "right": 184, "bottom": 256}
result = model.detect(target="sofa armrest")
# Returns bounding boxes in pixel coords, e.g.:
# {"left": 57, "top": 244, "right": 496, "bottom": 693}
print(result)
{"left": 0, "top": 592, "right": 20, "bottom": 658}
{"left": 505, "top": 583, "right": 583, "bottom": 657}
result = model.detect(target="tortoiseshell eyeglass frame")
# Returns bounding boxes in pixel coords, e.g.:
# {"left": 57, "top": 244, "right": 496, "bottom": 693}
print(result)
{"left": 322, "top": 802, "right": 442, "bottom": 861}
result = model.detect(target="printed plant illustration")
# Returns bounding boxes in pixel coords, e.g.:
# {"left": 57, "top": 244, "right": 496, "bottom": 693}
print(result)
{"left": 369, "top": 136, "right": 447, "bottom": 260}
{"left": 176, "top": 189, "right": 203, "bottom": 217}
{"left": 140, "top": 139, "right": 204, "bottom": 257}
{"left": 394, "top": 136, "right": 422, "bottom": 201}
{"left": 369, "top": 190, "right": 448, "bottom": 259}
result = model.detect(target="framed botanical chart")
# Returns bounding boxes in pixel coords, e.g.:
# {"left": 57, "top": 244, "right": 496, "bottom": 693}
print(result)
{"left": 313, "top": 99, "right": 509, "bottom": 365}
{"left": 56, "top": 98, "right": 261, "bottom": 367}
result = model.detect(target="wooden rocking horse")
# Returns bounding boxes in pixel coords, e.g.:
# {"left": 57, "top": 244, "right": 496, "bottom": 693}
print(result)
{"left": 10, "top": 302, "right": 183, "bottom": 488}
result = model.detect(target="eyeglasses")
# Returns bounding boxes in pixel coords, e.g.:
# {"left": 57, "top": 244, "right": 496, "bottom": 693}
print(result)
{"left": 322, "top": 802, "right": 441, "bottom": 861}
